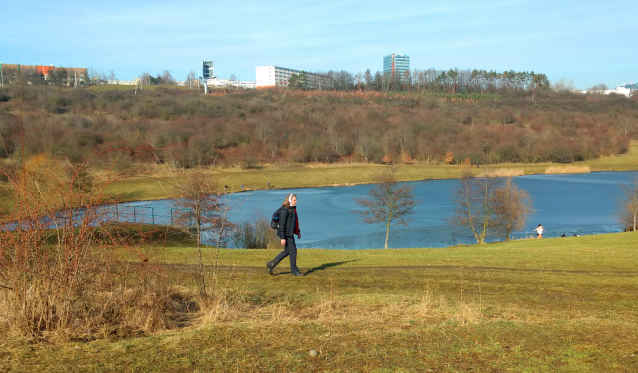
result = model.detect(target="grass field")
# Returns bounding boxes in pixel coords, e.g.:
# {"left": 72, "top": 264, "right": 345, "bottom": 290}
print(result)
{"left": 2, "top": 232, "right": 637, "bottom": 372}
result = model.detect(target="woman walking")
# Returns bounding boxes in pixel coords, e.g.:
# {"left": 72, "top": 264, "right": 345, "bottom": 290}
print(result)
{"left": 266, "top": 193, "right": 304, "bottom": 276}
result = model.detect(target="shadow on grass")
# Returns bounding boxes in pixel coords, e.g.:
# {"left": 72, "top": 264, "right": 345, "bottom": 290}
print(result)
{"left": 304, "top": 260, "right": 358, "bottom": 275}
{"left": 271, "top": 260, "right": 358, "bottom": 276}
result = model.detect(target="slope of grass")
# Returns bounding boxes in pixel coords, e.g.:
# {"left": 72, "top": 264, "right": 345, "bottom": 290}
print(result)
{"left": 3, "top": 232, "right": 637, "bottom": 372}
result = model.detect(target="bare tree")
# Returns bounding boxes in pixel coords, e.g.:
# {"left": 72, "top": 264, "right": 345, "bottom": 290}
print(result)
{"left": 553, "top": 78, "right": 575, "bottom": 92}
{"left": 364, "top": 69, "right": 373, "bottom": 90}
{"left": 450, "top": 169, "right": 533, "bottom": 243}
{"left": 352, "top": 167, "right": 421, "bottom": 249}
{"left": 268, "top": 140, "right": 279, "bottom": 158}
{"left": 449, "top": 168, "right": 502, "bottom": 244}
{"left": 161, "top": 70, "right": 175, "bottom": 85}
{"left": 356, "top": 133, "right": 374, "bottom": 161}
{"left": 494, "top": 177, "right": 533, "bottom": 240}
{"left": 186, "top": 70, "right": 196, "bottom": 89}
{"left": 588, "top": 83, "right": 608, "bottom": 94}
{"left": 256, "top": 121, "right": 274, "bottom": 144}
{"left": 618, "top": 173, "right": 638, "bottom": 232}
{"left": 170, "top": 169, "right": 235, "bottom": 295}
{"left": 140, "top": 72, "right": 151, "bottom": 86}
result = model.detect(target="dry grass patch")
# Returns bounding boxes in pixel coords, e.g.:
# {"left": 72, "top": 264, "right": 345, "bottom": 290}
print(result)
{"left": 194, "top": 291, "right": 487, "bottom": 330}
{"left": 478, "top": 168, "right": 525, "bottom": 177}
{"left": 545, "top": 165, "right": 591, "bottom": 174}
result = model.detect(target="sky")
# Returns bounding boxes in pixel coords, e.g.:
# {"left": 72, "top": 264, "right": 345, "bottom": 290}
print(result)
{"left": 2, "top": 0, "right": 637, "bottom": 90}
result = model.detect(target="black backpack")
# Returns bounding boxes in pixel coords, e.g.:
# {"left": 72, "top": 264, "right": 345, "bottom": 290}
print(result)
{"left": 271, "top": 207, "right": 283, "bottom": 229}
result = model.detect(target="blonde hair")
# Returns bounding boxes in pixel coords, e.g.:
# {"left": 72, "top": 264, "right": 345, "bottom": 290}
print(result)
{"left": 282, "top": 193, "right": 296, "bottom": 208}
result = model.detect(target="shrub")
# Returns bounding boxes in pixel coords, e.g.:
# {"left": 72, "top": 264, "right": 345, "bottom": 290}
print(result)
{"left": 232, "top": 212, "right": 278, "bottom": 249}
{"left": 445, "top": 151, "right": 454, "bottom": 164}
{"left": 615, "top": 135, "right": 630, "bottom": 154}
{"left": 0, "top": 153, "right": 192, "bottom": 340}
{"left": 0, "top": 91, "right": 11, "bottom": 102}
{"left": 241, "top": 157, "right": 261, "bottom": 170}
{"left": 401, "top": 152, "right": 413, "bottom": 164}
{"left": 496, "top": 145, "right": 520, "bottom": 163}
{"left": 548, "top": 146, "right": 572, "bottom": 163}
{"left": 500, "top": 108, "right": 516, "bottom": 124}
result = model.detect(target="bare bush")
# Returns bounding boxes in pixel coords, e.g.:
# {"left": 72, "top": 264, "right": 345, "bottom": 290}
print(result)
{"left": 0, "top": 93, "right": 195, "bottom": 340}
{"left": 232, "top": 211, "right": 278, "bottom": 249}
{"left": 0, "top": 152, "right": 189, "bottom": 340}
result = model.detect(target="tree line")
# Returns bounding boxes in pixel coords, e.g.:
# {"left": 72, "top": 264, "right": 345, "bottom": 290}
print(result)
{"left": 320, "top": 68, "right": 551, "bottom": 96}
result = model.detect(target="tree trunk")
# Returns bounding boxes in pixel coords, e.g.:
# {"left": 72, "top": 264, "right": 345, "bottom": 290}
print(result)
{"left": 384, "top": 224, "right": 390, "bottom": 249}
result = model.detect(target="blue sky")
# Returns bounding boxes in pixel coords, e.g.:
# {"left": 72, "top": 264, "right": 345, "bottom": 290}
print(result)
{"left": 2, "top": 0, "right": 636, "bottom": 89}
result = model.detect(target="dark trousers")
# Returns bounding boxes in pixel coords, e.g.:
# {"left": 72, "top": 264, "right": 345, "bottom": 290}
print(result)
{"left": 271, "top": 236, "right": 299, "bottom": 273}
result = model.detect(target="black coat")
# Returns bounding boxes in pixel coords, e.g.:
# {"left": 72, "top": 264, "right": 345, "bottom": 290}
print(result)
{"left": 277, "top": 206, "right": 298, "bottom": 239}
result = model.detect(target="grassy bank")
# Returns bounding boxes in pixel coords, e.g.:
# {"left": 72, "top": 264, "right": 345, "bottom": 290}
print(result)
{"left": 3, "top": 232, "right": 637, "bottom": 372}
{"left": 102, "top": 141, "right": 638, "bottom": 202}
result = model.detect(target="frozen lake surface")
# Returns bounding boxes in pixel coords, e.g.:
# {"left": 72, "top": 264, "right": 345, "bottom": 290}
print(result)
{"left": 119, "top": 171, "right": 636, "bottom": 249}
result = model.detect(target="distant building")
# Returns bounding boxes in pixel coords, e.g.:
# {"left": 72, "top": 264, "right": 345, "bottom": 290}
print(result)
{"left": 605, "top": 86, "right": 632, "bottom": 97}
{"left": 106, "top": 79, "right": 140, "bottom": 86}
{"left": 202, "top": 60, "right": 214, "bottom": 80}
{"left": 0, "top": 63, "right": 86, "bottom": 85}
{"left": 582, "top": 84, "right": 634, "bottom": 97}
{"left": 383, "top": 53, "right": 410, "bottom": 82}
{"left": 256, "top": 65, "right": 333, "bottom": 89}
{"left": 621, "top": 83, "right": 637, "bottom": 94}
{"left": 207, "top": 78, "right": 256, "bottom": 89}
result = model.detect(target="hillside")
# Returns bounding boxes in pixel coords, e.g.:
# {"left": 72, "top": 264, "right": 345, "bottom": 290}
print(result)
{"left": 0, "top": 86, "right": 637, "bottom": 171}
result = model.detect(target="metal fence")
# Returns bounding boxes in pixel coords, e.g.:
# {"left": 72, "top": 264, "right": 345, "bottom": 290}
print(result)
{"left": 102, "top": 204, "right": 194, "bottom": 227}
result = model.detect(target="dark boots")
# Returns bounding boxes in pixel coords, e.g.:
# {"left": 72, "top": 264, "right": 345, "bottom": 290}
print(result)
{"left": 267, "top": 261, "right": 304, "bottom": 276}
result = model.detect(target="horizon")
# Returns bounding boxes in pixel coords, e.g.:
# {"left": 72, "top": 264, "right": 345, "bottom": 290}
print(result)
{"left": 2, "top": 0, "right": 637, "bottom": 90}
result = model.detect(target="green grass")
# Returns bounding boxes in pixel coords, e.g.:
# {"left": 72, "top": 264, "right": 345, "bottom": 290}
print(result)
{"left": 3, "top": 233, "right": 637, "bottom": 372}
{"left": 585, "top": 141, "right": 638, "bottom": 171}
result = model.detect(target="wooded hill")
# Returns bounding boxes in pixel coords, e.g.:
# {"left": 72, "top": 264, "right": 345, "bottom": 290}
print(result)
{"left": 0, "top": 85, "right": 636, "bottom": 169}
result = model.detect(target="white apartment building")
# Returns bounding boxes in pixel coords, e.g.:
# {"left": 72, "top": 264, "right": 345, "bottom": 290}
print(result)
{"left": 583, "top": 86, "right": 633, "bottom": 97}
{"left": 207, "top": 78, "right": 256, "bottom": 89}
{"left": 256, "top": 65, "right": 333, "bottom": 89}
{"left": 106, "top": 79, "right": 140, "bottom": 85}
{"left": 604, "top": 86, "right": 632, "bottom": 97}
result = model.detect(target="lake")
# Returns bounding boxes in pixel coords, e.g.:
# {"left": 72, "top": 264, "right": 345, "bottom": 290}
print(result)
{"left": 118, "top": 171, "right": 636, "bottom": 249}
